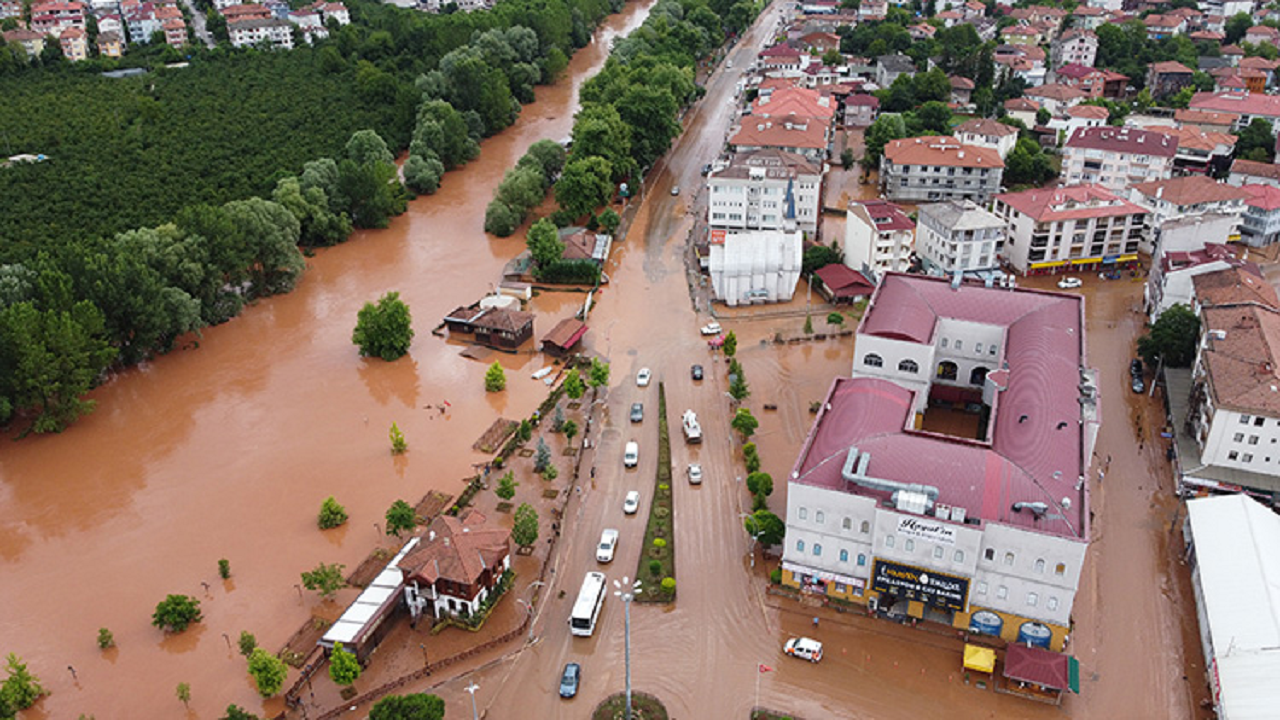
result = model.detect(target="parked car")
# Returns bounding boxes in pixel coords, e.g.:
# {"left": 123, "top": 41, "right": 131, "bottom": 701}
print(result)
{"left": 596, "top": 529, "right": 619, "bottom": 563}
{"left": 559, "top": 662, "right": 581, "bottom": 698}
{"left": 623, "top": 490, "right": 640, "bottom": 514}
{"left": 636, "top": 368, "right": 652, "bottom": 387}
{"left": 630, "top": 402, "right": 644, "bottom": 423}
{"left": 1057, "top": 277, "right": 1082, "bottom": 289}
{"left": 1130, "top": 358, "right": 1143, "bottom": 377}
{"left": 624, "top": 441, "right": 639, "bottom": 468}
{"left": 701, "top": 163, "right": 712, "bottom": 175}
{"left": 687, "top": 463, "right": 702, "bottom": 485}
{"left": 671, "top": 185, "right": 680, "bottom": 196}
{"left": 691, "top": 364, "right": 704, "bottom": 381}
{"left": 1131, "top": 375, "right": 1145, "bottom": 394}
{"left": 784, "top": 637, "right": 823, "bottom": 663}
{"left": 700, "top": 322, "right": 722, "bottom": 336}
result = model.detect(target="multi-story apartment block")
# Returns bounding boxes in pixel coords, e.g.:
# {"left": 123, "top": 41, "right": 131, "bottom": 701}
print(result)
{"left": 228, "top": 16, "right": 293, "bottom": 48}
{"left": 729, "top": 115, "right": 828, "bottom": 161}
{"left": 1190, "top": 88, "right": 1280, "bottom": 133}
{"left": 954, "top": 118, "right": 1019, "bottom": 159}
{"left": 993, "top": 184, "right": 1147, "bottom": 275}
{"left": 706, "top": 149, "right": 823, "bottom": 235}
{"left": 1128, "top": 175, "right": 1249, "bottom": 256}
{"left": 1050, "top": 28, "right": 1097, "bottom": 68}
{"left": 844, "top": 200, "right": 916, "bottom": 278}
{"left": 1053, "top": 63, "right": 1128, "bottom": 100}
{"left": 880, "top": 136, "right": 1004, "bottom": 204}
{"left": 1061, "top": 126, "right": 1177, "bottom": 191}
{"left": 916, "top": 199, "right": 1006, "bottom": 277}
{"left": 59, "top": 26, "right": 87, "bottom": 60}
{"left": 1242, "top": 184, "right": 1280, "bottom": 247}
{"left": 782, "top": 273, "right": 1096, "bottom": 653}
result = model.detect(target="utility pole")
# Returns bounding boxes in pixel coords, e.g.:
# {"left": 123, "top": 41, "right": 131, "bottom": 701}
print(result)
{"left": 613, "top": 577, "right": 643, "bottom": 719}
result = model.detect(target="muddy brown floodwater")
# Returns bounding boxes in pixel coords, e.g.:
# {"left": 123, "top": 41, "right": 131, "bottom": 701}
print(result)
{"left": 0, "top": 2, "right": 656, "bottom": 717}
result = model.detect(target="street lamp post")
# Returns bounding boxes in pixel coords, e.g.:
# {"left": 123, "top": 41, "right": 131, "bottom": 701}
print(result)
{"left": 464, "top": 682, "right": 479, "bottom": 720}
{"left": 740, "top": 513, "right": 763, "bottom": 568}
{"left": 613, "top": 576, "right": 643, "bottom": 720}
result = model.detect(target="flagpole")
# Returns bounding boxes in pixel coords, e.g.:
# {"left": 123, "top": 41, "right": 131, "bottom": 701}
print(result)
{"left": 755, "top": 662, "right": 760, "bottom": 717}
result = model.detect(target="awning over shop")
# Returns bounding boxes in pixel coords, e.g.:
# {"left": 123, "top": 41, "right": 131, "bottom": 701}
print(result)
{"left": 963, "top": 644, "right": 996, "bottom": 674}
{"left": 1004, "top": 644, "right": 1071, "bottom": 691}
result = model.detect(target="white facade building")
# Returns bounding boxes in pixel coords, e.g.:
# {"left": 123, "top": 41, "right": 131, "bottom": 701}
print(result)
{"left": 994, "top": 184, "right": 1148, "bottom": 275}
{"left": 1062, "top": 126, "right": 1177, "bottom": 192}
{"left": 707, "top": 149, "right": 822, "bottom": 235}
{"left": 228, "top": 17, "right": 293, "bottom": 48}
{"left": 954, "top": 118, "right": 1019, "bottom": 159}
{"left": 844, "top": 200, "right": 915, "bottom": 278}
{"left": 708, "top": 229, "right": 802, "bottom": 306}
{"left": 916, "top": 199, "right": 1006, "bottom": 277}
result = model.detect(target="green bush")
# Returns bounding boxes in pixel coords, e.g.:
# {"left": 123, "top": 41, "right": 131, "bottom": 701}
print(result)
{"left": 649, "top": 559, "right": 662, "bottom": 576}
{"left": 652, "top": 537, "right": 667, "bottom": 548}
{"left": 318, "top": 496, "right": 348, "bottom": 529}
{"left": 770, "top": 568, "right": 782, "bottom": 584}
{"left": 661, "top": 577, "right": 675, "bottom": 592}
{"left": 533, "top": 259, "right": 601, "bottom": 284}
{"left": 97, "top": 627, "right": 115, "bottom": 649}
{"left": 218, "top": 558, "right": 231, "bottom": 579}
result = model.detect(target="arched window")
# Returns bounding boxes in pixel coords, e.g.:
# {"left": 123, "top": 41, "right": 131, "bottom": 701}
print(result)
{"left": 812, "top": 543, "right": 822, "bottom": 556}
{"left": 1055, "top": 563, "right": 1066, "bottom": 576}
{"left": 1034, "top": 558, "right": 1046, "bottom": 574}
{"left": 839, "top": 549, "right": 849, "bottom": 563}
{"left": 796, "top": 540, "right": 805, "bottom": 552}
{"left": 970, "top": 366, "right": 989, "bottom": 385}
{"left": 898, "top": 359, "right": 919, "bottom": 373}
{"left": 858, "top": 553, "right": 867, "bottom": 566}
{"left": 842, "top": 517, "right": 852, "bottom": 531}
{"left": 937, "top": 361, "right": 958, "bottom": 381}
{"left": 860, "top": 520, "right": 870, "bottom": 534}
{"left": 864, "top": 353, "right": 884, "bottom": 368}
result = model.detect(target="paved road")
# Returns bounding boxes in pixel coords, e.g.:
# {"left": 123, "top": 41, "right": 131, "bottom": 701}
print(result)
{"left": 180, "top": 0, "right": 215, "bottom": 48}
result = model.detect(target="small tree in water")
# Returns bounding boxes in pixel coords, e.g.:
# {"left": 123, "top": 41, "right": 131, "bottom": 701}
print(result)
{"left": 551, "top": 405, "right": 565, "bottom": 432}
{"left": 300, "top": 563, "right": 346, "bottom": 598}
{"left": 723, "top": 331, "right": 737, "bottom": 358}
{"left": 218, "top": 558, "right": 231, "bottom": 579}
{"left": 389, "top": 422, "right": 407, "bottom": 454}
{"left": 247, "top": 648, "right": 288, "bottom": 697}
{"left": 562, "top": 420, "right": 578, "bottom": 443}
{"left": 485, "top": 362, "right": 507, "bottom": 392}
{"left": 533, "top": 437, "right": 551, "bottom": 473}
{"left": 385, "top": 499, "right": 416, "bottom": 537}
{"left": 562, "top": 368, "right": 585, "bottom": 399}
{"left": 731, "top": 407, "right": 759, "bottom": 442}
{"left": 152, "top": 595, "right": 202, "bottom": 633}
{"left": 97, "top": 627, "right": 115, "bottom": 649}
{"left": 512, "top": 503, "right": 539, "bottom": 548}
{"left": 352, "top": 291, "right": 415, "bottom": 361}
{"left": 495, "top": 472, "right": 518, "bottom": 501}
{"left": 318, "top": 496, "right": 348, "bottom": 529}
{"left": 238, "top": 631, "right": 257, "bottom": 657}
{"left": 329, "top": 642, "right": 361, "bottom": 687}
{"left": 176, "top": 682, "right": 191, "bottom": 709}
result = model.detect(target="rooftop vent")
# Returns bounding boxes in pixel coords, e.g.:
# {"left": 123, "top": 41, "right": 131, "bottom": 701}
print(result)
{"left": 1012, "top": 501, "right": 1049, "bottom": 518}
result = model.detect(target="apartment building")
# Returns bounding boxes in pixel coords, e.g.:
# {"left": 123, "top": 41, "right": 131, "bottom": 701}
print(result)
{"left": 916, "top": 199, "right": 1006, "bottom": 277}
{"left": 1061, "top": 126, "right": 1177, "bottom": 192}
{"left": 707, "top": 149, "right": 823, "bottom": 235}
{"left": 880, "top": 136, "right": 1004, "bottom": 204}
{"left": 1242, "top": 184, "right": 1280, "bottom": 247}
{"left": 993, "top": 184, "right": 1147, "bottom": 275}
{"left": 844, "top": 200, "right": 916, "bottom": 278}
{"left": 1128, "top": 175, "right": 1248, "bottom": 256}
{"left": 1049, "top": 29, "right": 1097, "bottom": 68}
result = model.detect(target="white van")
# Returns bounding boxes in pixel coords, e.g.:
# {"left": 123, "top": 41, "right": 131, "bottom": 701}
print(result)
{"left": 624, "top": 441, "right": 639, "bottom": 467}
{"left": 784, "top": 637, "right": 823, "bottom": 663}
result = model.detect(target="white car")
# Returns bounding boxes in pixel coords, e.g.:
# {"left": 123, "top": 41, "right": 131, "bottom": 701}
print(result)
{"left": 700, "top": 322, "right": 722, "bottom": 336}
{"left": 623, "top": 490, "right": 640, "bottom": 514}
{"left": 1057, "top": 277, "right": 1082, "bottom": 289}
{"left": 687, "top": 463, "right": 703, "bottom": 485}
{"left": 671, "top": 185, "right": 680, "bottom": 196}
{"left": 596, "top": 528, "right": 619, "bottom": 563}
{"left": 784, "top": 637, "right": 823, "bottom": 663}
{"left": 636, "top": 368, "right": 652, "bottom": 387}
{"left": 624, "top": 441, "right": 639, "bottom": 468}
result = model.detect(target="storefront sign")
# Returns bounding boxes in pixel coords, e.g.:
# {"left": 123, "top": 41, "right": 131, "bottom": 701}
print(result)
{"left": 871, "top": 559, "right": 969, "bottom": 611}
{"left": 896, "top": 516, "right": 956, "bottom": 546}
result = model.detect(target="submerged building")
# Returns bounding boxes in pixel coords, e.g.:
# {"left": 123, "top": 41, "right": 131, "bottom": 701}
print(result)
{"left": 780, "top": 273, "right": 1097, "bottom": 652}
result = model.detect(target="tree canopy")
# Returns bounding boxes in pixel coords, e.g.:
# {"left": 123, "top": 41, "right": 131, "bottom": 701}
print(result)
{"left": 353, "top": 291, "right": 415, "bottom": 361}
{"left": 369, "top": 693, "right": 446, "bottom": 720}
{"left": 1138, "top": 304, "right": 1199, "bottom": 368}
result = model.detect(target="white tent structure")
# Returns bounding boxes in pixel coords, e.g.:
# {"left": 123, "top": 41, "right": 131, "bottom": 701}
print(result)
{"left": 708, "top": 229, "right": 803, "bottom": 307}
{"left": 1185, "top": 494, "right": 1280, "bottom": 720}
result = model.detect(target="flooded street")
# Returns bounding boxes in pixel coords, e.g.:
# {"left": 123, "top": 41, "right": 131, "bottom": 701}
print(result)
{"left": 0, "top": 2, "right": 656, "bottom": 717}
{"left": 0, "top": 0, "right": 1213, "bottom": 716}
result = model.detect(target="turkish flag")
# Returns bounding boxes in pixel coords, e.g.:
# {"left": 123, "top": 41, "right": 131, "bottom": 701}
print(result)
{"left": 758, "top": 664, "right": 773, "bottom": 673}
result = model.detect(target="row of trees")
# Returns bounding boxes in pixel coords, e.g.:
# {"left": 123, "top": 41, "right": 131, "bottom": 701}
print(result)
{"left": 485, "top": 139, "right": 568, "bottom": 236}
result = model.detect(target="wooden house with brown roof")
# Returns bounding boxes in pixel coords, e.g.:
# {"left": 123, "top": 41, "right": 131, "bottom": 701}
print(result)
{"left": 400, "top": 511, "right": 511, "bottom": 623}
{"left": 444, "top": 304, "right": 534, "bottom": 350}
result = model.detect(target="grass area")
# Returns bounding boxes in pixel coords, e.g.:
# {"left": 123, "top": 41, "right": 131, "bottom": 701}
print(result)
{"left": 634, "top": 382, "right": 676, "bottom": 603}
{"left": 592, "top": 691, "right": 669, "bottom": 720}
{"left": 750, "top": 711, "right": 806, "bottom": 720}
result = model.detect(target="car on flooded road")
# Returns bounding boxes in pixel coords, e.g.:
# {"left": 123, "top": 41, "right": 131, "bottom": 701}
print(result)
{"left": 559, "top": 662, "right": 581, "bottom": 698}
{"left": 636, "top": 368, "right": 651, "bottom": 387}
{"left": 630, "top": 402, "right": 644, "bottom": 423}
{"left": 784, "top": 637, "right": 823, "bottom": 663}
{"left": 691, "top": 364, "right": 704, "bottom": 381}
{"left": 596, "top": 529, "right": 619, "bottom": 563}
{"left": 700, "top": 321, "right": 722, "bottom": 336}
{"left": 623, "top": 490, "right": 640, "bottom": 514}
{"left": 624, "top": 441, "right": 639, "bottom": 468}
{"left": 687, "top": 462, "right": 702, "bottom": 484}
{"left": 1057, "top": 277, "right": 1082, "bottom": 289}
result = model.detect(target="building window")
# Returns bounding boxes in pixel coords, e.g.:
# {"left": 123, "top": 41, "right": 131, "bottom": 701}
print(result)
{"left": 864, "top": 353, "right": 884, "bottom": 368}
{"left": 799, "top": 507, "right": 808, "bottom": 520}
{"left": 1235, "top": 433, "right": 1246, "bottom": 442}
{"left": 898, "top": 359, "right": 919, "bottom": 373}
{"left": 839, "top": 549, "right": 849, "bottom": 562}
{"left": 984, "top": 548, "right": 995, "bottom": 562}
{"left": 904, "top": 539, "right": 915, "bottom": 552}
{"left": 858, "top": 553, "right": 867, "bottom": 566}
{"left": 861, "top": 520, "right": 870, "bottom": 534}
{"left": 1055, "top": 563, "right": 1066, "bottom": 576}
{"left": 842, "top": 517, "right": 852, "bottom": 531}
{"left": 933, "top": 546, "right": 944, "bottom": 559}
{"left": 1035, "top": 558, "right": 1046, "bottom": 574}
{"left": 813, "top": 543, "right": 822, "bottom": 556}
{"left": 885, "top": 535, "right": 895, "bottom": 548}
{"left": 989, "top": 345, "right": 998, "bottom": 356}
{"left": 1004, "top": 552, "right": 1015, "bottom": 566}
{"left": 1048, "top": 596, "right": 1059, "bottom": 611}
{"left": 816, "top": 511, "right": 825, "bottom": 524}
{"left": 1229, "top": 451, "right": 1239, "bottom": 461}
{"left": 796, "top": 540, "right": 805, "bottom": 552}
{"left": 954, "top": 340, "right": 963, "bottom": 351}
{"left": 1244, "top": 453, "right": 1254, "bottom": 463}
{"left": 1027, "top": 592, "right": 1038, "bottom": 607}
{"left": 1256, "top": 417, "right": 1265, "bottom": 427}
{"left": 997, "top": 585, "right": 1008, "bottom": 599}
{"left": 941, "top": 338, "right": 949, "bottom": 348}
{"left": 977, "top": 581, "right": 988, "bottom": 595}
{"left": 970, "top": 366, "right": 989, "bottom": 385}
{"left": 954, "top": 550, "right": 964, "bottom": 563}
{"left": 937, "top": 361, "right": 959, "bottom": 381}
{"left": 1241, "top": 415, "right": 1252, "bottom": 424}
{"left": 975, "top": 342, "right": 983, "bottom": 354}
{"left": 1250, "top": 436, "right": 1260, "bottom": 445}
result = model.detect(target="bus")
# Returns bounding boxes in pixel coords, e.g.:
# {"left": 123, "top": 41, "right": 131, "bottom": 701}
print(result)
{"left": 569, "top": 572, "right": 607, "bottom": 637}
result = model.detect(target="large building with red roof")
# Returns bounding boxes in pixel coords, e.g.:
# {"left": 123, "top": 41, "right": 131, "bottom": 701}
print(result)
{"left": 781, "top": 273, "right": 1097, "bottom": 652}
{"left": 993, "top": 184, "right": 1148, "bottom": 275}
{"left": 880, "top": 136, "right": 1004, "bottom": 203}
{"left": 1061, "top": 125, "right": 1178, "bottom": 192}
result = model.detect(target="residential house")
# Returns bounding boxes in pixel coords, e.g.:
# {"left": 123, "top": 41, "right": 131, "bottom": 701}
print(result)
{"left": 759, "top": 44, "right": 806, "bottom": 72}
{"left": 880, "top": 136, "right": 1005, "bottom": 203}
{"left": 1190, "top": 89, "right": 1280, "bottom": 132}
{"left": 1054, "top": 63, "right": 1128, "bottom": 99}
{"left": 915, "top": 199, "right": 1006, "bottom": 277}
{"left": 1009, "top": 4, "right": 1068, "bottom": 26}
{"left": 955, "top": 118, "right": 1020, "bottom": 159}
{"left": 58, "top": 26, "right": 87, "bottom": 60}
{"left": 443, "top": 305, "right": 534, "bottom": 349}
{"left": 30, "top": 1, "right": 86, "bottom": 36}
{"left": 1174, "top": 108, "right": 1240, "bottom": 134}
{"left": 797, "top": 31, "right": 841, "bottom": 53}
{"left": 1220, "top": 44, "right": 1244, "bottom": 66}
{"left": 96, "top": 30, "right": 123, "bottom": 56}
{"left": 1000, "top": 23, "right": 1043, "bottom": 45}
{"left": 97, "top": 13, "right": 123, "bottom": 37}
{"left": 707, "top": 149, "right": 823, "bottom": 235}
{"left": 1211, "top": 67, "right": 1265, "bottom": 94}
{"left": 1142, "top": 13, "right": 1185, "bottom": 39}
{"left": 783, "top": 273, "right": 1094, "bottom": 652}
{"left": 962, "top": 0, "right": 985, "bottom": 19}
{"left": 813, "top": 264, "right": 875, "bottom": 303}
{"left": 800, "top": 0, "right": 839, "bottom": 14}
{"left": 558, "top": 227, "right": 612, "bottom": 265}
{"left": 400, "top": 512, "right": 511, "bottom": 622}
{"left": 1048, "top": 104, "right": 1110, "bottom": 140}
{"left": 708, "top": 229, "right": 802, "bottom": 306}
{"left": 1229, "top": 159, "right": 1280, "bottom": 189}
{"left": 1050, "top": 29, "right": 1097, "bottom": 68}
{"left": 162, "top": 16, "right": 185, "bottom": 46}
{"left": 1, "top": 29, "right": 45, "bottom": 57}
{"left": 227, "top": 16, "right": 291, "bottom": 48}
{"left": 858, "top": 0, "right": 887, "bottom": 20}
{"left": 876, "top": 54, "right": 915, "bottom": 88}
{"left": 994, "top": 44, "right": 1047, "bottom": 86}
{"left": 1241, "top": 184, "right": 1280, "bottom": 247}
{"left": 1240, "top": 56, "right": 1280, "bottom": 91}
{"left": 950, "top": 75, "right": 975, "bottom": 108}
{"left": 752, "top": 85, "right": 837, "bottom": 128}
{"left": 729, "top": 114, "right": 828, "bottom": 160}
{"left": 935, "top": 9, "right": 963, "bottom": 27}
{"left": 1244, "top": 25, "right": 1280, "bottom": 45}
{"left": 1188, "top": 30, "right": 1225, "bottom": 43}
{"left": 908, "top": 23, "right": 937, "bottom": 41}
{"left": 1198, "top": 0, "right": 1252, "bottom": 18}
{"left": 844, "top": 94, "right": 880, "bottom": 127}
{"left": 993, "top": 184, "right": 1147, "bottom": 274}
{"left": 1147, "top": 61, "right": 1195, "bottom": 98}
{"left": 1004, "top": 97, "right": 1042, "bottom": 127}
{"left": 1143, "top": 243, "right": 1248, "bottom": 320}
{"left": 1025, "top": 83, "right": 1086, "bottom": 117}
{"left": 844, "top": 200, "right": 916, "bottom": 278}
{"left": 1071, "top": 5, "right": 1107, "bottom": 29}
{"left": 1128, "top": 175, "right": 1249, "bottom": 256}
{"left": 0, "top": 0, "right": 20, "bottom": 19}
{"left": 1149, "top": 125, "right": 1236, "bottom": 176}
{"left": 221, "top": 3, "right": 271, "bottom": 22}
{"left": 1061, "top": 126, "right": 1178, "bottom": 191}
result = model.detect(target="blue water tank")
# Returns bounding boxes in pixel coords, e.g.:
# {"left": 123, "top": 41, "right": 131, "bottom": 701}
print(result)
{"left": 969, "top": 610, "right": 1003, "bottom": 637}
{"left": 1017, "top": 622, "right": 1052, "bottom": 649}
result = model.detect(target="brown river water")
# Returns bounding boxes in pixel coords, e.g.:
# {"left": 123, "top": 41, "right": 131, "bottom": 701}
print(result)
{"left": 0, "top": 2, "right": 656, "bottom": 717}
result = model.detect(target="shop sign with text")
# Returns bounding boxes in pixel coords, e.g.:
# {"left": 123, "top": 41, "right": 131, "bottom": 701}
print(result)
{"left": 896, "top": 516, "right": 957, "bottom": 545}
{"left": 871, "top": 559, "right": 969, "bottom": 611}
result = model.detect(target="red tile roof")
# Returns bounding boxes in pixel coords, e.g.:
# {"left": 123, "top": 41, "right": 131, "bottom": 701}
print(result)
{"left": 1232, "top": 159, "right": 1280, "bottom": 183}
{"left": 996, "top": 184, "right": 1148, "bottom": 223}
{"left": 1066, "top": 104, "right": 1109, "bottom": 119}
{"left": 1244, "top": 184, "right": 1280, "bottom": 212}
{"left": 956, "top": 118, "right": 1018, "bottom": 137}
{"left": 1175, "top": 108, "right": 1240, "bottom": 126}
{"left": 1200, "top": 304, "right": 1280, "bottom": 415}
{"left": 731, "top": 115, "right": 827, "bottom": 150}
{"left": 760, "top": 43, "right": 802, "bottom": 59}
{"left": 851, "top": 199, "right": 915, "bottom": 232}
{"left": 399, "top": 512, "right": 509, "bottom": 588}
{"left": 950, "top": 75, "right": 975, "bottom": 90}
{"left": 1004, "top": 97, "right": 1041, "bottom": 112}
{"left": 752, "top": 86, "right": 836, "bottom": 122}
{"left": 1194, "top": 265, "right": 1279, "bottom": 309}
{"left": 1004, "top": 645, "right": 1070, "bottom": 690}
{"left": 883, "top": 136, "right": 1004, "bottom": 169}
{"left": 1065, "top": 125, "right": 1178, "bottom": 158}
{"left": 1131, "top": 175, "right": 1250, "bottom": 206}
{"left": 1150, "top": 60, "right": 1193, "bottom": 74}
{"left": 1191, "top": 90, "right": 1280, "bottom": 119}
{"left": 814, "top": 263, "right": 875, "bottom": 297}
{"left": 1026, "top": 83, "right": 1086, "bottom": 102}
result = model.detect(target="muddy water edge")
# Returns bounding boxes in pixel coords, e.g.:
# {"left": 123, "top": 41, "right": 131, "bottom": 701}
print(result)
{"left": 0, "top": 2, "right": 655, "bottom": 717}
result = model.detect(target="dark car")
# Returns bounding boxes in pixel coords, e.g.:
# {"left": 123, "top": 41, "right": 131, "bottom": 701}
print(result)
{"left": 691, "top": 364, "right": 704, "bottom": 381}
{"left": 1131, "top": 375, "right": 1145, "bottom": 394}
{"left": 701, "top": 163, "right": 712, "bottom": 175}
{"left": 1130, "top": 359, "right": 1143, "bottom": 377}
{"left": 630, "top": 402, "right": 644, "bottom": 423}
{"left": 559, "top": 662, "right": 581, "bottom": 698}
